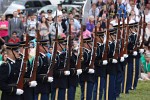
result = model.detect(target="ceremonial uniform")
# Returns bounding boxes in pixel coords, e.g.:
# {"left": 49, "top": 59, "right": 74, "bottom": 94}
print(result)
{"left": 68, "top": 52, "right": 79, "bottom": 100}
{"left": 93, "top": 43, "right": 106, "bottom": 100}
{"left": 35, "top": 40, "right": 51, "bottom": 100}
{"left": 79, "top": 48, "right": 95, "bottom": 100}
{"left": 0, "top": 43, "right": 22, "bottom": 100}
{"left": 51, "top": 51, "right": 68, "bottom": 100}
{"left": 106, "top": 41, "right": 117, "bottom": 100}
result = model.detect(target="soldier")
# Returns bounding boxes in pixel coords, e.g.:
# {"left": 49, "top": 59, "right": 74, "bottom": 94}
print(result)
{"left": 79, "top": 38, "right": 95, "bottom": 100}
{"left": 93, "top": 31, "right": 106, "bottom": 100}
{"left": 51, "top": 38, "right": 70, "bottom": 100}
{"left": 19, "top": 41, "right": 37, "bottom": 100}
{"left": 35, "top": 40, "right": 52, "bottom": 100}
{"left": 0, "top": 43, "right": 24, "bottom": 100}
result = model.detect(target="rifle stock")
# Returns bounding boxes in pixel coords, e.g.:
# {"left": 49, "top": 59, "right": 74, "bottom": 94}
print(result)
{"left": 47, "top": 22, "right": 59, "bottom": 77}
{"left": 114, "top": 18, "right": 121, "bottom": 59}
{"left": 76, "top": 25, "right": 83, "bottom": 70}
{"left": 29, "top": 31, "right": 40, "bottom": 82}
{"left": 102, "top": 19, "right": 110, "bottom": 60}
{"left": 89, "top": 26, "right": 97, "bottom": 69}
{"left": 120, "top": 16, "right": 125, "bottom": 57}
{"left": 64, "top": 24, "right": 71, "bottom": 71}
{"left": 17, "top": 34, "right": 29, "bottom": 89}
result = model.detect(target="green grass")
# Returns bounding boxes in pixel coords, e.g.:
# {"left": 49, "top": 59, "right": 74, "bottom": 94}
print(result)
{"left": 0, "top": 81, "right": 150, "bottom": 100}
{"left": 75, "top": 81, "right": 150, "bottom": 100}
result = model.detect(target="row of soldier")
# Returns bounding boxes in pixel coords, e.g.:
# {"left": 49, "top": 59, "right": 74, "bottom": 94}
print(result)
{"left": 0, "top": 12, "right": 146, "bottom": 100}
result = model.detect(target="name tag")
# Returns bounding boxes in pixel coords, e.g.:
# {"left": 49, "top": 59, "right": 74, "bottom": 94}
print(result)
{"left": 1, "top": 24, "right": 6, "bottom": 27}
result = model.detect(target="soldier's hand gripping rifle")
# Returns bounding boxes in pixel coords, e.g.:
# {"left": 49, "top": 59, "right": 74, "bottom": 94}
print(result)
{"left": 76, "top": 25, "right": 84, "bottom": 75}
{"left": 123, "top": 16, "right": 129, "bottom": 58}
{"left": 29, "top": 24, "right": 40, "bottom": 83}
{"left": 113, "top": 16, "right": 121, "bottom": 63}
{"left": 102, "top": 18, "right": 110, "bottom": 65}
{"left": 88, "top": 25, "right": 97, "bottom": 72}
{"left": 139, "top": 14, "right": 146, "bottom": 53}
{"left": 47, "top": 17, "right": 59, "bottom": 82}
{"left": 63, "top": 24, "right": 72, "bottom": 75}
{"left": 17, "top": 34, "right": 29, "bottom": 90}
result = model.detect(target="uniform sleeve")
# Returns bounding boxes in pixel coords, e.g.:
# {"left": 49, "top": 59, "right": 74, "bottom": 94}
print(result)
{"left": 0, "top": 63, "right": 17, "bottom": 94}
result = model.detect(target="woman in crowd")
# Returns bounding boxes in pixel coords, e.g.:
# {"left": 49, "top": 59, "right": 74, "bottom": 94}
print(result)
{"left": 86, "top": 16, "right": 95, "bottom": 32}
{"left": 0, "top": 15, "right": 8, "bottom": 42}
{"left": 39, "top": 16, "right": 50, "bottom": 40}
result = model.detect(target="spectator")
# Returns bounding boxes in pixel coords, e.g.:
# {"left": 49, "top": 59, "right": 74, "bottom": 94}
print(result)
{"left": 86, "top": 16, "right": 95, "bottom": 32}
{"left": 0, "top": 15, "right": 9, "bottom": 42}
{"left": 47, "top": 15, "right": 53, "bottom": 26}
{"left": 144, "top": 7, "right": 150, "bottom": 23}
{"left": 28, "top": 15, "right": 37, "bottom": 40}
{"left": 82, "top": 25, "right": 91, "bottom": 39}
{"left": 39, "top": 16, "right": 50, "bottom": 40}
{"left": 8, "top": 31, "right": 20, "bottom": 43}
{"left": 68, "top": 18, "right": 79, "bottom": 38}
{"left": 117, "top": 0, "right": 127, "bottom": 18}
{"left": 8, "top": 11, "right": 24, "bottom": 39}
{"left": 89, "top": 3, "right": 100, "bottom": 24}
{"left": 145, "top": 21, "right": 150, "bottom": 43}
{"left": 53, "top": 4, "right": 63, "bottom": 18}
{"left": 96, "top": 0, "right": 105, "bottom": 10}
{"left": 50, "top": 13, "right": 66, "bottom": 39}
{"left": 129, "top": 10, "right": 140, "bottom": 22}
{"left": 65, "top": 12, "right": 81, "bottom": 31}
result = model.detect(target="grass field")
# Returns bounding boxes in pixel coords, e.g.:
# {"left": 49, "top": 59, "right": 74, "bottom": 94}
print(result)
{"left": 75, "top": 80, "right": 150, "bottom": 100}
{"left": 0, "top": 81, "right": 149, "bottom": 100}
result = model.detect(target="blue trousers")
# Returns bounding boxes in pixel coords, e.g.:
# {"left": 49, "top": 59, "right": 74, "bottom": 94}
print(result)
{"left": 115, "top": 63, "right": 124, "bottom": 97}
{"left": 35, "top": 93, "right": 49, "bottom": 100}
{"left": 80, "top": 81, "right": 94, "bottom": 100}
{"left": 126, "top": 57, "right": 133, "bottom": 92}
{"left": 106, "top": 75, "right": 116, "bottom": 100}
{"left": 134, "top": 57, "right": 140, "bottom": 89}
{"left": 51, "top": 88, "right": 66, "bottom": 100}
{"left": 68, "top": 86, "right": 76, "bottom": 100}
{"left": 93, "top": 77, "right": 106, "bottom": 100}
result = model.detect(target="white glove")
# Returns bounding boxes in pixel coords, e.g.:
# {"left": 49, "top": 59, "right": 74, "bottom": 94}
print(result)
{"left": 48, "top": 77, "right": 53, "bottom": 82}
{"left": 29, "top": 81, "right": 37, "bottom": 87}
{"left": 103, "top": 60, "right": 108, "bottom": 65}
{"left": 133, "top": 51, "right": 138, "bottom": 56}
{"left": 112, "top": 59, "right": 118, "bottom": 63}
{"left": 16, "top": 89, "right": 24, "bottom": 95}
{"left": 139, "top": 49, "right": 144, "bottom": 54}
{"left": 123, "top": 54, "right": 128, "bottom": 58}
{"left": 88, "top": 69, "right": 95, "bottom": 74}
{"left": 76, "top": 69, "right": 82, "bottom": 75}
{"left": 64, "top": 71, "right": 70, "bottom": 76}
{"left": 120, "top": 57, "right": 125, "bottom": 62}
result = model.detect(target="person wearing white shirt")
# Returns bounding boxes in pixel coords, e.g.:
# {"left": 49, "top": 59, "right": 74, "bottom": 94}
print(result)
{"left": 126, "top": 1, "right": 139, "bottom": 16}
{"left": 53, "top": 4, "right": 63, "bottom": 18}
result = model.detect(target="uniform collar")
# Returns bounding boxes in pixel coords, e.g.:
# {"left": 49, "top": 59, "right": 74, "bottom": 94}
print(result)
{"left": 40, "top": 52, "right": 46, "bottom": 57}
{"left": 7, "top": 57, "right": 15, "bottom": 63}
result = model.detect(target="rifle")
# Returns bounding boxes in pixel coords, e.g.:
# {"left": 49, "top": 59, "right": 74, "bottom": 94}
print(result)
{"left": 17, "top": 34, "right": 29, "bottom": 89}
{"left": 64, "top": 24, "right": 71, "bottom": 71}
{"left": 133, "top": 17, "right": 142, "bottom": 51}
{"left": 102, "top": 18, "right": 110, "bottom": 61}
{"left": 89, "top": 25, "right": 97, "bottom": 69}
{"left": 113, "top": 17, "right": 121, "bottom": 60}
{"left": 124, "top": 16, "right": 129, "bottom": 55}
{"left": 76, "top": 25, "right": 83, "bottom": 70}
{"left": 47, "top": 19, "right": 59, "bottom": 77}
{"left": 140, "top": 14, "right": 146, "bottom": 49}
{"left": 29, "top": 30, "right": 40, "bottom": 82}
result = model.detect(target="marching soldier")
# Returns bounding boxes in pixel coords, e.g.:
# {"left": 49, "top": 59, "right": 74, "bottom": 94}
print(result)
{"left": 51, "top": 38, "right": 70, "bottom": 100}
{"left": 93, "top": 31, "right": 106, "bottom": 100}
{"left": 79, "top": 38, "right": 95, "bottom": 100}
{"left": 35, "top": 40, "right": 52, "bottom": 100}
{"left": 0, "top": 43, "right": 24, "bottom": 100}
{"left": 19, "top": 41, "right": 37, "bottom": 100}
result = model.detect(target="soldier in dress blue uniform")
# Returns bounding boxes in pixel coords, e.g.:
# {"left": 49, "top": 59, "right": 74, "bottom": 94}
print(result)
{"left": 51, "top": 39, "right": 70, "bottom": 100}
{"left": 67, "top": 39, "right": 82, "bottom": 100}
{"left": 0, "top": 43, "right": 24, "bottom": 100}
{"left": 18, "top": 41, "right": 37, "bottom": 100}
{"left": 105, "top": 29, "right": 118, "bottom": 100}
{"left": 79, "top": 38, "right": 95, "bottom": 100}
{"left": 124, "top": 23, "right": 137, "bottom": 93}
{"left": 35, "top": 40, "right": 51, "bottom": 100}
{"left": 93, "top": 31, "right": 106, "bottom": 100}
